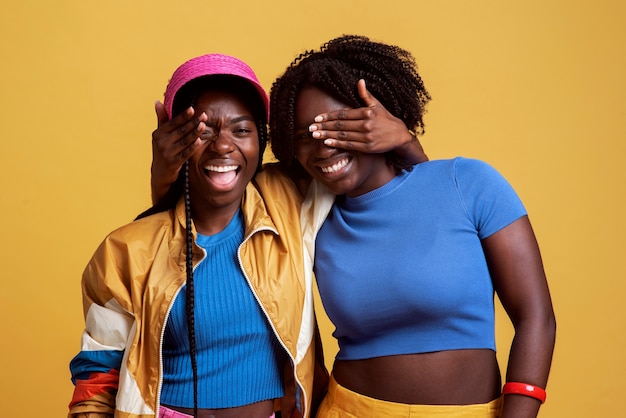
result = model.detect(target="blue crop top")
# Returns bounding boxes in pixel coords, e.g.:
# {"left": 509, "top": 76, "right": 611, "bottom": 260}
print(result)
{"left": 161, "top": 210, "right": 285, "bottom": 408}
{"left": 314, "top": 158, "right": 527, "bottom": 360}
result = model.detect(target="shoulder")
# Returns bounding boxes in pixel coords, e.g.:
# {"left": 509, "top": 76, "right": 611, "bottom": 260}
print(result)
{"left": 415, "top": 157, "right": 507, "bottom": 185}
{"left": 452, "top": 157, "right": 502, "bottom": 177}
{"left": 111, "top": 209, "right": 173, "bottom": 240}
{"left": 447, "top": 158, "right": 526, "bottom": 237}
{"left": 91, "top": 209, "right": 176, "bottom": 263}
{"left": 419, "top": 156, "right": 493, "bottom": 169}
{"left": 447, "top": 157, "right": 519, "bottom": 194}
{"left": 255, "top": 163, "right": 294, "bottom": 185}
{"left": 253, "top": 163, "right": 304, "bottom": 205}
{"left": 83, "top": 209, "right": 180, "bottom": 291}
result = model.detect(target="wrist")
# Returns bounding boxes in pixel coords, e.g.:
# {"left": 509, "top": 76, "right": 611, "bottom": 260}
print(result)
{"left": 502, "top": 382, "right": 546, "bottom": 404}
{"left": 397, "top": 130, "right": 428, "bottom": 164}
{"left": 151, "top": 180, "right": 171, "bottom": 205}
{"left": 394, "top": 129, "right": 414, "bottom": 155}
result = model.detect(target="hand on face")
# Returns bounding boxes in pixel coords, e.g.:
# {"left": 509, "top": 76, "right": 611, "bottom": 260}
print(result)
{"left": 150, "top": 101, "right": 208, "bottom": 204}
{"left": 295, "top": 85, "right": 396, "bottom": 197}
{"left": 306, "top": 79, "right": 416, "bottom": 156}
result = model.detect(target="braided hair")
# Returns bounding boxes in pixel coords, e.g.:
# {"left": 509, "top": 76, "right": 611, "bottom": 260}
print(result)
{"left": 182, "top": 159, "right": 198, "bottom": 416}
{"left": 269, "top": 34, "right": 431, "bottom": 179}
{"left": 135, "top": 74, "right": 268, "bottom": 416}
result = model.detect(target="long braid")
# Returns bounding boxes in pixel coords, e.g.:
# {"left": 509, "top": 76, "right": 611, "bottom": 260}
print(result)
{"left": 161, "top": 73, "right": 266, "bottom": 417}
{"left": 183, "top": 161, "right": 198, "bottom": 417}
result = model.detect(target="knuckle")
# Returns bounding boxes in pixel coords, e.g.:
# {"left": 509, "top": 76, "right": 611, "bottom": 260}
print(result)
{"left": 151, "top": 129, "right": 162, "bottom": 142}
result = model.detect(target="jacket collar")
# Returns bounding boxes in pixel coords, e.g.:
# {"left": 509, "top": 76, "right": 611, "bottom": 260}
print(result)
{"left": 173, "top": 181, "right": 277, "bottom": 240}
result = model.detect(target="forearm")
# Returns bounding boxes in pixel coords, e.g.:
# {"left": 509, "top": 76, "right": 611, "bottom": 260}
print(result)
{"left": 151, "top": 175, "right": 172, "bottom": 205}
{"left": 501, "top": 317, "right": 556, "bottom": 418}
{"left": 150, "top": 161, "right": 180, "bottom": 205}
{"left": 394, "top": 131, "right": 428, "bottom": 165}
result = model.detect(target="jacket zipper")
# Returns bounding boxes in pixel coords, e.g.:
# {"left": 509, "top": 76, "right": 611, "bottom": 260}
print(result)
{"left": 155, "top": 247, "right": 207, "bottom": 415}
{"left": 238, "top": 225, "right": 308, "bottom": 418}
{"left": 155, "top": 227, "right": 307, "bottom": 416}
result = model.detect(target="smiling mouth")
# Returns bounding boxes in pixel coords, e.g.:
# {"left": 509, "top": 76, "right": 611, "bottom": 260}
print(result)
{"left": 204, "top": 164, "right": 239, "bottom": 185}
{"left": 320, "top": 157, "right": 350, "bottom": 174}
{"left": 205, "top": 164, "right": 238, "bottom": 173}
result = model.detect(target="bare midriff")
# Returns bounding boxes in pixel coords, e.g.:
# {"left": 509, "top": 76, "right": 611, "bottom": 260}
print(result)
{"left": 164, "top": 399, "right": 274, "bottom": 418}
{"left": 332, "top": 349, "right": 502, "bottom": 405}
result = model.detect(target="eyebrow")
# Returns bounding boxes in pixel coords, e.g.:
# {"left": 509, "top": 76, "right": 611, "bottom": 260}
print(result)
{"left": 205, "top": 115, "right": 256, "bottom": 129}
{"left": 229, "top": 115, "right": 255, "bottom": 124}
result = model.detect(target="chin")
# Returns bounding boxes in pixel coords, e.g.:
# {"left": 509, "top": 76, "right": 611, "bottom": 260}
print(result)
{"left": 322, "top": 181, "right": 353, "bottom": 196}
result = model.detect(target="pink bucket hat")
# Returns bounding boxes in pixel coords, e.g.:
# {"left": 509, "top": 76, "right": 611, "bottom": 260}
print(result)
{"left": 163, "top": 54, "right": 269, "bottom": 121}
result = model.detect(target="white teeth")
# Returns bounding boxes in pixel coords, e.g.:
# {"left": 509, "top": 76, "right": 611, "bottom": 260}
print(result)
{"left": 321, "top": 158, "right": 349, "bottom": 174}
{"left": 205, "top": 165, "right": 238, "bottom": 172}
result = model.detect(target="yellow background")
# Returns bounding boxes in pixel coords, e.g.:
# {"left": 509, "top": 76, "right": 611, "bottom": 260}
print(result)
{"left": 1, "top": 1, "right": 624, "bottom": 417}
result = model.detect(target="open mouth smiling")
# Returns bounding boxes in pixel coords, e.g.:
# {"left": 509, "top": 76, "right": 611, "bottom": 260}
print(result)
{"left": 203, "top": 164, "right": 240, "bottom": 186}
{"left": 204, "top": 164, "right": 239, "bottom": 173}
{"left": 320, "top": 157, "right": 350, "bottom": 174}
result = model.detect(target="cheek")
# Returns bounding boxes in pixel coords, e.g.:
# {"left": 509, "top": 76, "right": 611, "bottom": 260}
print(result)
{"left": 242, "top": 140, "right": 261, "bottom": 167}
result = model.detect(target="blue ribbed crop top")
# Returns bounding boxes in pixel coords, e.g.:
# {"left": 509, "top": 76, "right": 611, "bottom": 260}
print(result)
{"left": 161, "top": 210, "right": 285, "bottom": 408}
{"left": 314, "top": 158, "right": 527, "bottom": 360}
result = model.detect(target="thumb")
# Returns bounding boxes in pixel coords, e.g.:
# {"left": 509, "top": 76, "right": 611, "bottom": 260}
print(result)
{"left": 357, "top": 79, "right": 381, "bottom": 108}
{"left": 154, "top": 100, "right": 169, "bottom": 127}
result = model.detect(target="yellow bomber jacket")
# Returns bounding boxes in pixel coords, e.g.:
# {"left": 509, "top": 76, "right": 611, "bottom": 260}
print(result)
{"left": 68, "top": 166, "right": 323, "bottom": 418}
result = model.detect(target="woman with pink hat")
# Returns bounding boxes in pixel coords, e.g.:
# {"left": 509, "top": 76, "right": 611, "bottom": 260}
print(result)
{"left": 67, "top": 53, "right": 422, "bottom": 418}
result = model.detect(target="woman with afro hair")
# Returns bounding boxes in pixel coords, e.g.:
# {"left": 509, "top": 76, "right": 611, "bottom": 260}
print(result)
{"left": 268, "top": 35, "right": 555, "bottom": 418}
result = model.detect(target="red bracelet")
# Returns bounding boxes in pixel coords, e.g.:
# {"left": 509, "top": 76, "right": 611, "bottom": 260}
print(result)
{"left": 502, "top": 382, "right": 546, "bottom": 404}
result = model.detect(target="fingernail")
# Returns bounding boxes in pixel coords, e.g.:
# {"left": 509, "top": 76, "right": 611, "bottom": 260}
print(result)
{"left": 309, "top": 124, "right": 318, "bottom": 132}
{"left": 312, "top": 131, "right": 321, "bottom": 139}
{"left": 314, "top": 115, "right": 324, "bottom": 122}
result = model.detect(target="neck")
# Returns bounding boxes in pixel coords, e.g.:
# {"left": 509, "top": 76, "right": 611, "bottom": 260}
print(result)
{"left": 191, "top": 203, "right": 240, "bottom": 236}
{"left": 347, "top": 163, "right": 398, "bottom": 198}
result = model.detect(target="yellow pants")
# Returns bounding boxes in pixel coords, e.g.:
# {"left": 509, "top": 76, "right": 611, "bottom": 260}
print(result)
{"left": 316, "top": 375, "right": 502, "bottom": 417}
